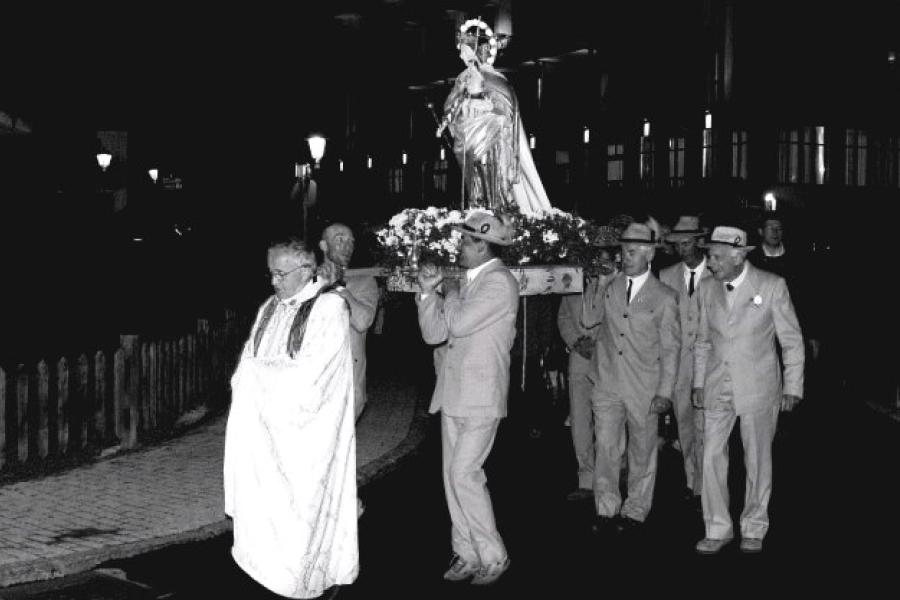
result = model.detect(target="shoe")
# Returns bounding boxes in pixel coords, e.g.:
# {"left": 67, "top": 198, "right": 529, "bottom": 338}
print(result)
{"left": 471, "top": 557, "right": 510, "bottom": 586}
{"left": 592, "top": 516, "right": 617, "bottom": 536}
{"left": 695, "top": 537, "right": 733, "bottom": 554}
{"left": 740, "top": 537, "right": 763, "bottom": 553}
{"left": 616, "top": 516, "right": 643, "bottom": 534}
{"left": 566, "top": 488, "right": 593, "bottom": 502}
{"left": 442, "top": 554, "right": 480, "bottom": 582}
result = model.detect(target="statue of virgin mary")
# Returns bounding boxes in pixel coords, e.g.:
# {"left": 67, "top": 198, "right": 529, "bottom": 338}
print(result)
{"left": 439, "top": 20, "right": 552, "bottom": 216}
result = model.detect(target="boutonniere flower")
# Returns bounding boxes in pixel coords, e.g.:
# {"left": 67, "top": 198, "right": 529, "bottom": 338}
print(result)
{"left": 751, "top": 294, "right": 763, "bottom": 307}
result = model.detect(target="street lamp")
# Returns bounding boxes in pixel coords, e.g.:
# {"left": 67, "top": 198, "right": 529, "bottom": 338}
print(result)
{"left": 96, "top": 152, "right": 112, "bottom": 172}
{"left": 148, "top": 168, "right": 159, "bottom": 183}
{"left": 306, "top": 134, "right": 326, "bottom": 167}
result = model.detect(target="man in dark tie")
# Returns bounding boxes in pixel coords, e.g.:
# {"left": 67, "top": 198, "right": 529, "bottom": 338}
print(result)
{"left": 692, "top": 226, "right": 804, "bottom": 554}
{"left": 582, "top": 222, "right": 681, "bottom": 534}
{"left": 660, "top": 216, "right": 712, "bottom": 509}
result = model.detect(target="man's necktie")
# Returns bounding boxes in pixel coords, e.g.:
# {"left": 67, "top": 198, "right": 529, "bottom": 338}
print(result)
{"left": 626, "top": 278, "right": 633, "bottom": 304}
{"left": 725, "top": 283, "right": 734, "bottom": 292}
{"left": 688, "top": 270, "right": 696, "bottom": 296}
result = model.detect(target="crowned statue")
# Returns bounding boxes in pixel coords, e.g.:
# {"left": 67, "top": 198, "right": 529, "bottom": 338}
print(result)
{"left": 438, "top": 19, "right": 552, "bottom": 216}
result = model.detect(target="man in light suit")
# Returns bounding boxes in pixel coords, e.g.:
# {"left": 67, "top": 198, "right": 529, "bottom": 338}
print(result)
{"left": 417, "top": 212, "right": 518, "bottom": 586}
{"left": 583, "top": 222, "right": 681, "bottom": 533}
{"left": 659, "top": 215, "right": 712, "bottom": 508}
{"left": 320, "top": 223, "right": 380, "bottom": 422}
{"left": 692, "top": 226, "right": 804, "bottom": 555}
{"left": 557, "top": 238, "right": 619, "bottom": 501}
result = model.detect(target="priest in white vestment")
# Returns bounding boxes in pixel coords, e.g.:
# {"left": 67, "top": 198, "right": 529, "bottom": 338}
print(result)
{"left": 224, "top": 238, "right": 358, "bottom": 598}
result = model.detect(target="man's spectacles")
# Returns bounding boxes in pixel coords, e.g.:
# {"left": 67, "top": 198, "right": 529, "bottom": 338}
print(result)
{"left": 268, "top": 264, "right": 315, "bottom": 281}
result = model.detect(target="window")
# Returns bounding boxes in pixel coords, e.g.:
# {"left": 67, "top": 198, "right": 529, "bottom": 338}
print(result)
{"left": 876, "top": 137, "right": 900, "bottom": 188}
{"left": 702, "top": 129, "right": 716, "bottom": 179}
{"left": 639, "top": 136, "right": 654, "bottom": 186}
{"left": 606, "top": 143, "right": 624, "bottom": 187}
{"left": 433, "top": 159, "right": 448, "bottom": 192}
{"left": 844, "top": 129, "right": 868, "bottom": 187}
{"left": 556, "top": 150, "right": 572, "bottom": 185}
{"left": 731, "top": 130, "right": 748, "bottom": 179}
{"left": 389, "top": 166, "right": 404, "bottom": 194}
{"left": 668, "top": 136, "right": 686, "bottom": 187}
{"left": 778, "top": 126, "right": 826, "bottom": 184}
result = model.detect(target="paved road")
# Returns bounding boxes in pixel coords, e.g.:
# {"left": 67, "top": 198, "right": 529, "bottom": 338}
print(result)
{"left": 4, "top": 383, "right": 899, "bottom": 598}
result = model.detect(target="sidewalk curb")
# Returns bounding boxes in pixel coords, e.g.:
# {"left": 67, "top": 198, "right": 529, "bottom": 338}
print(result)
{"left": 0, "top": 387, "right": 432, "bottom": 589}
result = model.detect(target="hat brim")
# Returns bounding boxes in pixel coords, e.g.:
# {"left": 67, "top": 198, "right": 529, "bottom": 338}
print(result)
{"left": 451, "top": 224, "right": 514, "bottom": 246}
{"left": 618, "top": 237, "right": 657, "bottom": 245}
{"left": 702, "top": 240, "right": 755, "bottom": 251}
{"left": 665, "top": 230, "right": 707, "bottom": 241}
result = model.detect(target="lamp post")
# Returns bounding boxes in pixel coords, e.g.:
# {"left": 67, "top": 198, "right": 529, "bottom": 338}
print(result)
{"left": 96, "top": 152, "right": 112, "bottom": 172}
{"left": 299, "top": 134, "right": 326, "bottom": 241}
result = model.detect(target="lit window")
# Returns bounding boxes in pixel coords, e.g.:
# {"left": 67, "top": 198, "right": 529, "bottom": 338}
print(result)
{"left": 388, "top": 167, "right": 404, "bottom": 194}
{"left": 668, "top": 136, "right": 686, "bottom": 187}
{"left": 433, "top": 159, "right": 448, "bottom": 193}
{"left": 778, "top": 126, "right": 826, "bottom": 184}
{"left": 731, "top": 131, "right": 748, "bottom": 179}
{"left": 702, "top": 130, "right": 715, "bottom": 179}
{"left": 844, "top": 129, "right": 868, "bottom": 187}
{"left": 639, "top": 136, "right": 654, "bottom": 186}
{"left": 606, "top": 143, "right": 625, "bottom": 187}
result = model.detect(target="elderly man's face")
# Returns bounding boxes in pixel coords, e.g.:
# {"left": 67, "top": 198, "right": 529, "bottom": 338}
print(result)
{"left": 268, "top": 248, "right": 316, "bottom": 300}
{"left": 706, "top": 245, "right": 743, "bottom": 282}
{"left": 621, "top": 243, "right": 653, "bottom": 276}
{"left": 323, "top": 225, "right": 355, "bottom": 267}
{"left": 761, "top": 219, "right": 783, "bottom": 247}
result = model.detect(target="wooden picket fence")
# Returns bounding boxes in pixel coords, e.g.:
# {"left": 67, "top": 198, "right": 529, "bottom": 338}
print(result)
{"left": 0, "top": 310, "right": 247, "bottom": 471}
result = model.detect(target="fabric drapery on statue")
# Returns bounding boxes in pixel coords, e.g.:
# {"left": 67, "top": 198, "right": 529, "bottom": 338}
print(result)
{"left": 440, "top": 22, "right": 552, "bottom": 216}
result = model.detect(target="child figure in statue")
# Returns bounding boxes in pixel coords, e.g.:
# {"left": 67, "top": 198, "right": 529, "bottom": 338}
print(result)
{"left": 439, "top": 23, "right": 552, "bottom": 216}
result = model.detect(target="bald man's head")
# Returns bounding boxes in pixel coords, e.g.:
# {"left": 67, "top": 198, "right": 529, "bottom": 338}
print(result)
{"left": 320, "top": 223, "right": 355, "bottom": 267}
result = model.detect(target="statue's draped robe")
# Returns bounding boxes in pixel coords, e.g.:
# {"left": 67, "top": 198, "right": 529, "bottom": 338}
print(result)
{"left": 224, "top": 281, "right": 358, "bottom": 599}
{"left": 445, "top": 63, "right": 552, "bottom": 215}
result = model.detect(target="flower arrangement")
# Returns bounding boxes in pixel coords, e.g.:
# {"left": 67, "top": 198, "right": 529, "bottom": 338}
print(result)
{"left": 374, "top": 206, "right": 620, "bottom": 271}
{"left": 374, "top": 206, "right": 465, "bottom": 270}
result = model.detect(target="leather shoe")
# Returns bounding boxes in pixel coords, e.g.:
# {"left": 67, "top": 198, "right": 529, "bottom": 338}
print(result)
{"left": 443, "top": 555, "right": 480, "bottom": 582}
{"left": 566, "top": 488, "right": 593, "bottom": 502}
{"left": 471, "top": 557, "right": 510, "bottom": 586}
{"left": 591, "top": 516, "right": 617, "bottom": 536}
{"left": 740, "top": 537, "right": 763, "bottom": 553}
{"left": 695, "top": 537, "right": 733, "bottom": 554}
{"left": 616, "top": 516, "right": 643, "bottom": 534}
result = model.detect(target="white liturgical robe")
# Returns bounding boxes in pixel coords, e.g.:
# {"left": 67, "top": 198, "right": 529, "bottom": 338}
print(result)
{"left": 224, "top": 280, "right": 358, "bottom": 598}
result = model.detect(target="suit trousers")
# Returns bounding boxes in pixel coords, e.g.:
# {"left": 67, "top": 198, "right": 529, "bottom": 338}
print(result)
{"left": 441, "top": 414, "right": 507, "bottom": 566}
{"left": 592, "top": 396, "right": 659, "bottom": 521}
{"left": 702, "top": 396, "right": 779, "bottom": 540}
{"left": 568, "top": 354, "right": 595, "bottom": 490}
{"left": 672, "top": 381, "right": 704, "bottom": 495}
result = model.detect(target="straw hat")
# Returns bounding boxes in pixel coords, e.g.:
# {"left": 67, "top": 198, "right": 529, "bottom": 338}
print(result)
{"left": 703, "top": 226, "right": 755, "bottom": 251}
{"left": 451, "top": 212, "right": 514, "bottom": 246}
{"left": 665, "top": 215, "right": 707, "bottom": 242}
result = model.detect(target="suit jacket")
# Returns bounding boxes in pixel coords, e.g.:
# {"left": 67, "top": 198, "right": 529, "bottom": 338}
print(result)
{"left": 557, "top": 292, "right": 596, "bottom": 375}
{"left": 693, "top": 262, "right": 805, "bottom": 415}
{"left": 585, "top": 271, "right": 681, "bottom": 424}
{"left": 344, "top": 274, "right": 380, "bottom": 418}
{"left": 417, "top": 259, "right": 519, "bottom": 418}
{"left": 659, "top": 262, "right": 713, "bottom": 397}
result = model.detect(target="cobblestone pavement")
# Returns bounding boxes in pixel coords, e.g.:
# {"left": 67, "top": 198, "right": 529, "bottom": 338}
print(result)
{"left": 0, "top": 375, "right": 427, "bottom": 588}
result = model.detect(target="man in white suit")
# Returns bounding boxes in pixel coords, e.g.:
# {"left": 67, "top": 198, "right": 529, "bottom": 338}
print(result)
{"left": 417, "top": 211, "right": 519, "bottom": 586}
{"left": 692, "top": 226, "right": 804, "bottom": 554}
{"left": 557, "top": 236, "right": 619, "bottom": 501}
{"left": 583, "top": 222, "right": 681, "bottom": 533}
{"left": 659, "top": 215, "right": 711, "bottom": 507}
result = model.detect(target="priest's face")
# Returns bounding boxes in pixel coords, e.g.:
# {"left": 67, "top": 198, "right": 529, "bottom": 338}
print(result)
{"left": 268, "top": 248, "right": 316, "bottom": 299}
